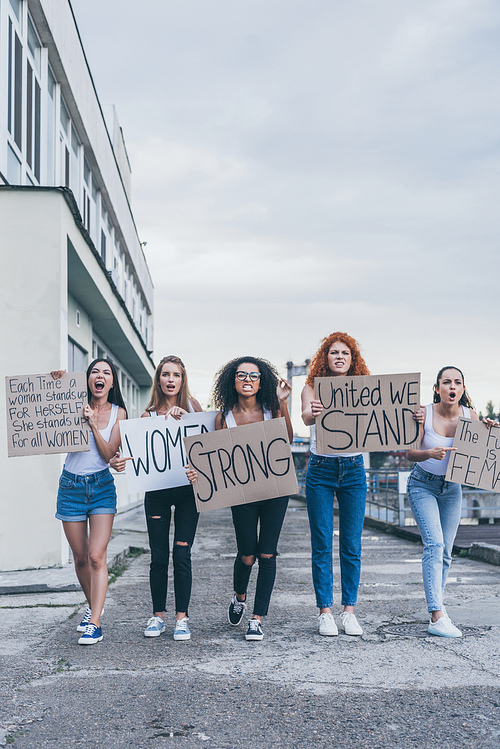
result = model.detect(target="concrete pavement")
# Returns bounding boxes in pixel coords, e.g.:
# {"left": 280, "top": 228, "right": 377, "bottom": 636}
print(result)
{"left": 0, "top": 500, "right": 499, "bottom": 748}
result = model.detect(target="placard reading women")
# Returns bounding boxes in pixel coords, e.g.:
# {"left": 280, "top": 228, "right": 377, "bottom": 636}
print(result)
{"left": 5, "top": 372, "right": 89, "bottom": 457}
{"left": 314, "top": 373, "right": 421, "bottom": 454}
{"left": 183, "top": 417, "right": 299, "bottom": 512}
{"left": 445, "top": 418, "right": 500, "bottom": 493}
{"left": 119, "top": 411, "right": 217, "bottom": 492}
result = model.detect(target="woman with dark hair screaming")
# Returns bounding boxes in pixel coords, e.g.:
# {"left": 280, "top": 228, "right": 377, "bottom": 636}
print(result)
{"left": 406, "top": 366, "right": 494, "bottom": 637}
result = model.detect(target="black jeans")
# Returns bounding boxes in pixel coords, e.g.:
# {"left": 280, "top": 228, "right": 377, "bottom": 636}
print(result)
{"left": 145, "top": 485, "right": 199, "bottom": 615}
{"left": 231, "top": 496, "right": 289, "bottom": 617}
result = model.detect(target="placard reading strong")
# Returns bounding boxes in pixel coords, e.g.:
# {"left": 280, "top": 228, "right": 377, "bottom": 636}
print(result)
{"left": 5, "top": 372, "right": 89, "bottom": 457}
{"left": 314, "top": 373, "right": 421, "bottom": 453}
{"left": 183, "top": 418, "right": 299, "bottom": 512}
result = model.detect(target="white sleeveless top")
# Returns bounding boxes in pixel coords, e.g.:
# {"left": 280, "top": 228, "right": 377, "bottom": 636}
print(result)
{"left": 310, "top": 424, "right": 361, "bottom": 458}
{"left": 419, "top": 403, "right": 471, "bottom": 476}
{"left": 64, "top": 403, "right": 119, "bottom": 475}
{"left": 149, "top": 400, "right": 196, "bottom": 417}
{"left": 224, "top": 408, "right": 273, "bottom": 428}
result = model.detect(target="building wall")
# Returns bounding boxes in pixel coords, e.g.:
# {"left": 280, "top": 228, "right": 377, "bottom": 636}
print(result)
{"left": 0, "top": 0, "right": 155, "bottom": 570}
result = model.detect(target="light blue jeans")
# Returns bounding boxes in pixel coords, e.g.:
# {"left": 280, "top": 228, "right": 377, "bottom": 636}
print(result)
{"left": 407, "top": 464, "right": 462, "bottom": 612}
{"left": 306, "top": 453, "right": 367, "bottom": 608}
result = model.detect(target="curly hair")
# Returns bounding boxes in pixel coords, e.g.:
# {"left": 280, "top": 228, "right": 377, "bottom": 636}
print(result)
{"left": 211, "top": 356, "right": 280, "bottom": 418}
{"left": 305, "top": 332, "right": 370, "bottom": 386}
{"left": 145, "top": 355, "right": 192, "bottom": 413}
{"left": 433, "top": 365, "right": 474, "bottom": 409}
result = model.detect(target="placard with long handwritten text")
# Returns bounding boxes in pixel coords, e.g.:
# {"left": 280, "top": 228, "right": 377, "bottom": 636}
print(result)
{"left": 5, "top": 372, "right": 89, "bottom": 457}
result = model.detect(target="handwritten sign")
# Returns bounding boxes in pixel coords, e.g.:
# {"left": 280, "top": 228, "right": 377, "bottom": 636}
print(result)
{"left": 183, "top": 417, "right": 299, "bottom": 512}
{"left": 445, "top": 418, "right": 500, "bottom": 493}
{"left": 5, "top": 372, "right": 89, "bottom": 457}
{"left": 119, "top": 411, "right": 217, "bottom": 492}
{"left": 315, "top": 373, "right": 421, "bottom": 454}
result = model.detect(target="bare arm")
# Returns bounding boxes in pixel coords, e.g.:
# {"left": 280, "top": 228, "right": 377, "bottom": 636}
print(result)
{"left": 276, "top": 378, "right": 293, "bottom": 442}
{"left": 87, "top": 406, "right": 127, "bottom": 463}
{"left": 301, "top": 383, "right": 323, "bottom": 427}
{"left": 407, "top": 422, "right": 455, "bottom": 463}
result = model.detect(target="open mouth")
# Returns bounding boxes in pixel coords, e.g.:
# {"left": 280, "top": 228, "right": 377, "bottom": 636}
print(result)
{"left": 95, "top": 382, "right": 105, "bottom": 392}
{"left": 449, "top": 392, "right": 456, "bottom": 400}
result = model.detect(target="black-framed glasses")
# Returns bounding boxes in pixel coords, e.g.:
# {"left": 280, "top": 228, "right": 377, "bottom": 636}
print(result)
{"left": 235, "top": 371, "right": 261, "bottom": 382}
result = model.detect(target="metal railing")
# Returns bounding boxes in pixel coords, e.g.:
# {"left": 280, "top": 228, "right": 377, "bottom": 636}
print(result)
{"left": 365, "top": 469, "right": 500, "bottom": 527}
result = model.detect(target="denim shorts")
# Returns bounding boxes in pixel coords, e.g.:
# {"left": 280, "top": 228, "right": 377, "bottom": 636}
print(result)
{"left": 56, "top": 468, "right": 117, "bottom": 522}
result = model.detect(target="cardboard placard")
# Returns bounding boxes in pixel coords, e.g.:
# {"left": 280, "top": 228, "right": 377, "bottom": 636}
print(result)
{"left": 119, "top": 411, "right": 218, "bottom": 492}
{"left": 5, "top": 372, "right": 89, "bottom": 457}
{"left": 314, "top": 373, "right": 421, "bottom": 454}
{"left": 183, "top": 417, "right": 299, "bottom": 512}
{"left": 445, "top": 418, "right": 500, "bottom": 493}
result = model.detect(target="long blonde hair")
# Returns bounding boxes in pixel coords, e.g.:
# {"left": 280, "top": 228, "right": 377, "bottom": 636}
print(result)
{"left": 145, "top": 356, "right": 192, "bottom": 413}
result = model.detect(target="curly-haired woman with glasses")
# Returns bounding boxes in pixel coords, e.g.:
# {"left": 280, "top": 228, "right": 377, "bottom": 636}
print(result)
{"left": 188, "top": 356, "right": 292, "bottom": 641}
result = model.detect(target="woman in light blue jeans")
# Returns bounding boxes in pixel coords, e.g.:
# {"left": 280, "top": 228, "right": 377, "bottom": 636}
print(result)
{"left": 302, "top": 332, "right": 370, "bottom": 637}
{"left": 407, "top": 365, "right": 482, "bottom": 638}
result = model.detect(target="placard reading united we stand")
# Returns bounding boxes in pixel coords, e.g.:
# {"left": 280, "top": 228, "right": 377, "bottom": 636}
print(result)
{"left": 314, "top": 372, "right": 421, "bottom": 454}
{"left": 5, "top": 372, "right": 89, "bottom": 457}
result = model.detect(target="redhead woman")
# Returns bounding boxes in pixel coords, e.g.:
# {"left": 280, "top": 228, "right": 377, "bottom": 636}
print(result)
{"left": 114, "top": 356, "right": 203, "bottom": 641}
{"left": 301, "top": 333, "right": 369, "bottom": 637}
{"left": 54, "top": 360, "right": 127, "bottom": 645}
{"left": 189, "top": 356, "right": 292, "bottom": 641}
{"left": 406, "top": 366, "right": 495, "bottom": 637}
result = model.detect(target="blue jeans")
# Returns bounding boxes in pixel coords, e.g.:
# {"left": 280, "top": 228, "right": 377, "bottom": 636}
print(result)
{"left": 56, "top": 468, "right": 117, "bottom": 521}
{"left": 306, "top": 453, "right": 367, "bottom": 608}
{"left": 407, "top": 464, "right": 462, "bottom": 612}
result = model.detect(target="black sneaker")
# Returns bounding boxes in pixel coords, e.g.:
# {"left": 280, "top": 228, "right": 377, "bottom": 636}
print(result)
{"left": 245, "top": 619, "right": 264, "bottom": 641}
{"left": 228, "top": 595, "right": 247, "bottom": 626}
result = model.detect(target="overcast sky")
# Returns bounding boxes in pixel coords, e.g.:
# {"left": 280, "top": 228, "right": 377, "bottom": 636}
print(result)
{"left": 72, "top": 0, "right": 500, "bottom": 425}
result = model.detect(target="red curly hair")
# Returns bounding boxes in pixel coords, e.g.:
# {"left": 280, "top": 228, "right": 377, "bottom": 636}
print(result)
{"left": 305, "top": 332, "right": 370, "bottom": 386}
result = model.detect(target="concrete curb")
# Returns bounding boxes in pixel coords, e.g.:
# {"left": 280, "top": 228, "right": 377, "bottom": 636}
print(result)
{"left": 468, "top": 542, "right": 500, "bottom": 566}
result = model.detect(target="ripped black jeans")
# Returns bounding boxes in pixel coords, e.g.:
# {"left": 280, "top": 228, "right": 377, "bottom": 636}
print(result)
{"left": 145, "top": 485, "right": 199, "bottom": 615}
{"left": 231, "top": 496, "right": 289, "bottom": 617}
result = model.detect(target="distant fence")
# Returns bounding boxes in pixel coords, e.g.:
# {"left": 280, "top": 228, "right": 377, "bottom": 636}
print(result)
{"left": 295, "top": 467, "right": 500, "bottom": 527}
{"left": 365, "top": 469, "right": 500, "bottom": 527}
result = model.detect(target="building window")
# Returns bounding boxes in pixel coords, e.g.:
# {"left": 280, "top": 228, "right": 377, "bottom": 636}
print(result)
{"left": 76, "top": 309, "right": 80, "bottom": 328}
{"left": 68, "top": 339, "right": 87, "bottom": 372}
{"left": 7, "top": 17, "right": 23, "bottom": 152}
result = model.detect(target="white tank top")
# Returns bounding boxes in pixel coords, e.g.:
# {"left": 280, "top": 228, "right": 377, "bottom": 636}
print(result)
{"left": 64, "top": 403, "right": 119, "bottom": 475}
{"left": 310, "top": 424, "right": 361, "bottom": 458}
{"left": 149, "top": 400, "right": 196, "bottom": 417}
{"left": 419, "top": 403, "right": 471, "bottom": 476}
{"left": 224, "top": 408, "right": 273, "bottom": 428}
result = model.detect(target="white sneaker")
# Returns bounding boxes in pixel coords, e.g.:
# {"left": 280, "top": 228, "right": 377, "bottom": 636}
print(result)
{"left": 340, "top": 611, "right": 363, "bottom": 635}
{"left": 318, "top": 612, "right": 338, "bottom": 636}
{"left": 428, "top": 615, "right": 462, "bottom": 638}
{"left": 144, "top": 615, "right": 166, "bottom": 637}
{"left": 173, "top": 617, "right": 191, "bottom": 641}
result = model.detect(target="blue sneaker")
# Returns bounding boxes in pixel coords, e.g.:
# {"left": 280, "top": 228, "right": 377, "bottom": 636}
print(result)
{"left": 173, "top": 617, "right": 191, "bottom": 641}
{"left": 77, "top": 606, "right": 92, "bottom": 633}
{"left": 144, "top": 616, "right": 166, "bottom": 637}
{"left": 77, "top": 605, "right": 104, "bottom": 633}
{"left": 78, "top": 623, "right": 103, "bottom": 645}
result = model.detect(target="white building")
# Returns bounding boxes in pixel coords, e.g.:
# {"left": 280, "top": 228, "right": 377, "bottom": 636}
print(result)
{"left": 0, "top": 0, "right": 155, "bottom": 570}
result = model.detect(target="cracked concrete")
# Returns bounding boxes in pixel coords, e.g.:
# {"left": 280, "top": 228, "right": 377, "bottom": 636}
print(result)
{"left": 0, "top": 500, "right": 499, "bottom": 747}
